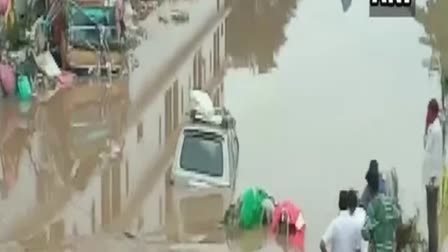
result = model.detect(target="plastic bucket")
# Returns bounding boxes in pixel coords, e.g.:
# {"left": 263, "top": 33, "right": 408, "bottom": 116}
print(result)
{"left": 16, "top": 74, "right": 33, "bottom": 101}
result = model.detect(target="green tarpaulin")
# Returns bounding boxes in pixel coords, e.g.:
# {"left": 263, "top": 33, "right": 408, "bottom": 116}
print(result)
{"left": 239, "top": 187, "right": 270, "bottom": 230}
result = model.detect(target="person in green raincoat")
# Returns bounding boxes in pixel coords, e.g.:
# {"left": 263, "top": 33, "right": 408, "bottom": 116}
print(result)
{"left": 361, "top": 169, "right": 401, "bottom": 252}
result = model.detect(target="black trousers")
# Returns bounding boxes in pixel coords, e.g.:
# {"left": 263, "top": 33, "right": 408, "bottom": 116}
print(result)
{"left": 426, "top": 184, "right": 439, "bottom": 252}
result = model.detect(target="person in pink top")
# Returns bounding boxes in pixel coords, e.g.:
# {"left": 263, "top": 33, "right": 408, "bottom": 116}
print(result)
{"left": 271, "top": 200, "right": 306, "bottom": 252}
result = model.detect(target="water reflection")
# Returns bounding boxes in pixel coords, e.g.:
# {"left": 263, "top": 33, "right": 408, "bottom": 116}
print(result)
{"left": 340, "top": 0, "right": 352, "bottom": 12}
{"left": 226, "top": 0, "right": 298, "bottom": 74}
{"left": 415, "top": 0, "right": 448, "bottom": 77}
{"left": 0, "top": 0, "right": 229, "bottom": 250}
{"left": 0, "top": 83, "right": 128, "bottom": 247}
{"left": 230, "top": 228, "right": 268, "bottom": 251}
{"left": 0, "top": 102, "right": 32, "bottom": 196}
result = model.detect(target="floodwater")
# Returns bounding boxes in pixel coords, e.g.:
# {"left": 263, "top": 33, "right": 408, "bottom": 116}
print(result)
{"left": 0, "top": 0, "right": 447, "bottom": 251}
{"left": 224, "top": 0, "right": 446, "bottom": 250}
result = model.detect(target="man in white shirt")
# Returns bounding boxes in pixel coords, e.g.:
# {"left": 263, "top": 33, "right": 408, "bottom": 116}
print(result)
{"left": 423, "top": 98, "right": 444, "bottom": 252}
{"left": 320, "top": 190, "right": 361, "bottom": 252}
{"left": 348, "top": 189, "right": 368, "bottom": 252}
{"left": 423, "top": 99, "right": 444, "bottom": 187}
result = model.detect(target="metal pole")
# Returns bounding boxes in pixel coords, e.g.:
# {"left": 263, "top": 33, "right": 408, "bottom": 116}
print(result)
{"left": 427, "top": 184, "right": 439, "bottom": 252}
{"left": 441, "top": 61, "right": 446, "bottom": 155}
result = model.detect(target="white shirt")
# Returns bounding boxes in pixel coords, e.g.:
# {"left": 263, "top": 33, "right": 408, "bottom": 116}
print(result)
{"left": 423, "top": 117, "right": 444, "bottom": 186}
{"left": 353, "top": 208, "right": 368, "bottom": 252}
{"left": 322, "top": 210, "right": 361, "bottom": 252}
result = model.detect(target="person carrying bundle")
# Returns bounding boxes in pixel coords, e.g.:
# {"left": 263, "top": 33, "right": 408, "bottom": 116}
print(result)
{"left": 224, "top": 187, "right": 275, "bottom": 230}
{"left": 361, "top": 169, "right": 401, "bottom": 252}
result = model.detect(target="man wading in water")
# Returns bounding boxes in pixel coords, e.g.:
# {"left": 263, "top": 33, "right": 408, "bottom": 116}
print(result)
{"left": 320, "top": 190, "right": 361, "bottom": 252}
{"left": 423, "top": 98, "right": 444, "bottom": 252}
{"left": 361, "top": 166, "right": 401, "bottom": 252}
{"left": 360, "top": 160, "right": 387, "bottom": 210}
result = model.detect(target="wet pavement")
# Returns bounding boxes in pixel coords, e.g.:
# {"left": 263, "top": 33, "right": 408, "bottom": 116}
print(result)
{"left": 0, "top": 0, "right": 448, "bottom": 251}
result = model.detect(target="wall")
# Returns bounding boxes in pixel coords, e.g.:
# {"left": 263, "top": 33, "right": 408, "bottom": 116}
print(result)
{"left": 121, "top": 0, "right": 229, "bottom": 234}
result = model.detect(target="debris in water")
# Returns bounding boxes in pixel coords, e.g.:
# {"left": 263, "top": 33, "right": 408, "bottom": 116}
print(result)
{"left": 396, "top": 210, "right": 427, "bottom": 251}
{"left": 71, "top": 122, "right": 90, "bottom": 128}
{"left": 34, "top": 51, "right": 61, "bottom": 78}
{"left": 35, "top": 87, "right": 60, "bottom": 103}
{"left": 158, "top": 15, "right": 169, "bottom": 24}
{"left": 123, "top": 232, "right": 136, "bottom": 239}
{"left": 170, "top": 9, "right": 189, "bottom": 23}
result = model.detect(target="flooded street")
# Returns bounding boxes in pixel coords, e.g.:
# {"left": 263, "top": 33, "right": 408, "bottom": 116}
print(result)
{"left": 225, "top": 0, "right": 444, "bottom": 250}
{"left": 0, "top": 0, "right": 447, "bottom": 251}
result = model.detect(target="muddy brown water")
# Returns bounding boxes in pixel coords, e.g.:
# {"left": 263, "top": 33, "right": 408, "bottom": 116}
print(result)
{"left": 0, "top": 0, "right": 448, "bottom": 251}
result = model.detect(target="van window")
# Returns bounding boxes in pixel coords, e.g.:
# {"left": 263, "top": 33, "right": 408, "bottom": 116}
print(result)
{"left": 180, "top": 130, "right": 224, "bottom": 177}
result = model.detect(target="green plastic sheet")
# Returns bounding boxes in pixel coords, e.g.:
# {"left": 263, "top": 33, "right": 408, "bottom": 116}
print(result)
{"left": 239, "top": 187, "right": 270, "bottom": 230}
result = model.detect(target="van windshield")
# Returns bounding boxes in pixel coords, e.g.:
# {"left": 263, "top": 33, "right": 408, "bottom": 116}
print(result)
{"left": 180, "top": 130, "right": 224, "bottom": 177}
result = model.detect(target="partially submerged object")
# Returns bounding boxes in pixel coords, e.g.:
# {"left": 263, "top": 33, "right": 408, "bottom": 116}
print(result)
{"left": 34, "top": 51, "right": 61, "bottom": 77}
{"left": 65, "top": 0, "right": 125, "bottom": 74}
{"left": 222, "top": 187, "right": 275, "bottom": 245}
{"left": 396, "top": 209, "right": 426, "bottom": 251}
{"left": 239, "top": 188, "right": 274, "bottom": 230}
{"left": 172, "top": 90, "right": 238, "bottom": 188}
{"left": 271, "top": 201, "right": 306, "bottom": 252}
{"left": 170, "top": 9, "right": 189, "bottom": 23}
{"left": 32, "top": 51, "right": 74, "bottom": 101}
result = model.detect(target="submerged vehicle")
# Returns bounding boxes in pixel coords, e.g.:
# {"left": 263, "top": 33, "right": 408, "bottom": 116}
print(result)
{"left": 167, "top": 90, "right": 239, "bottom": 243}
{"left": 65, "top": 0, "right": 126, "bottom": 74}
{"left": 170, "top": 91, "right": 239, "bottom": 190}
